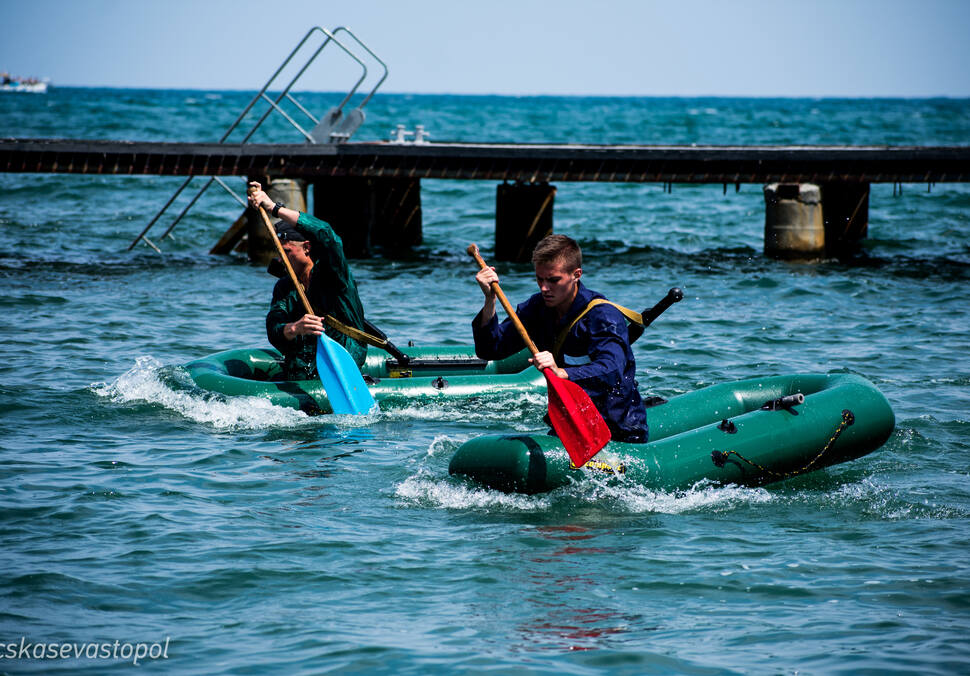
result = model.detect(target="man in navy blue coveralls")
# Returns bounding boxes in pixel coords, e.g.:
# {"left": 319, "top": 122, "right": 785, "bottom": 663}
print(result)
{"left": 472, "top": 234, "right": 648, "bottom": 443}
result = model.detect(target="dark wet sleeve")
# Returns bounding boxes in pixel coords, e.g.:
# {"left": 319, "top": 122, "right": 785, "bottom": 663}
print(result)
{"left": 472, "top": 307, "right": 528, "bottom": 361}
{"left": 562, "top": 308, "right": 629, "bottom": 397}
{"left": 266, "top": 292, "right": 294, "bottom": 353}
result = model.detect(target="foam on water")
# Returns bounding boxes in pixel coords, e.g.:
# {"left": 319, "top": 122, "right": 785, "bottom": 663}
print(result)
{"left": 397, "top": 467, "right": 776, "bottom": 515}
{"left": 91, "top": 355, "right": 312, "bottom": 430}
{"left": 395, "top": 469, "right": 555, "bottom": 511}
{"left": 569, "top": 478, "right": 775, "bottom": 514}
{"left": 92, "top": 356, "right": 549, "bottom": 434}
{"left": 376, "top": 390, "right": 545, "bottom": 428}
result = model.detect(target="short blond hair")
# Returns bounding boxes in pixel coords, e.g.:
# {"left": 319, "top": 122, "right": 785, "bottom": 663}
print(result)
{"left": 531, "top": 234, "right": 581, "bottom": 271}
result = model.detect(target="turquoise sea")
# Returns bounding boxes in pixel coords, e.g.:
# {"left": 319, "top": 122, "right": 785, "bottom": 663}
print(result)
{"left": 1, "top": 89, "right": 969, "bottom": 674}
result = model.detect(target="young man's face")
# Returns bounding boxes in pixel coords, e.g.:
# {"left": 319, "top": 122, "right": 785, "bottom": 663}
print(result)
{"left": 535, "top": 259, "right": 581, "bottom": 312}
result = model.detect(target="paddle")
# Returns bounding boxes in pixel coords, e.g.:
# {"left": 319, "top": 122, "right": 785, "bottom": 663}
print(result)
{"left": 468, "top": 244, "right": 611, "bottom": 467}
{"left": 249, "top": 187, "right": 375, "bottom": 414}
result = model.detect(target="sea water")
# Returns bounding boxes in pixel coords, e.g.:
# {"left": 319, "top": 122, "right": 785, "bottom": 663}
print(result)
{"left": 1, "top": 89, "right": 969, "bottom": 674}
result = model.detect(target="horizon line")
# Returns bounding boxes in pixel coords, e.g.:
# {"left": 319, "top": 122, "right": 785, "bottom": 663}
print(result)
{"left": 33, "top": 85, "right": 970, "bottom": 101}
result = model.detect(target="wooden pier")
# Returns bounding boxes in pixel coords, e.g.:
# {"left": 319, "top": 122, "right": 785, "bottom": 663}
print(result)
{"left": 3, "top": 138, "right": 968, "bottom": 183}
{"left": 2, "top": 137, "right": 969, "bottom": 259}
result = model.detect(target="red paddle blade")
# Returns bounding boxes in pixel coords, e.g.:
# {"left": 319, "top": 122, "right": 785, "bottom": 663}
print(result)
{"left": 543, "top": 372, "right": 611, "bottom": 468}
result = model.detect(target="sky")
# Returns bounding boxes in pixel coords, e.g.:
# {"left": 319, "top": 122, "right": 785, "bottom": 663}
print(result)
{"left": 3, "top": 0, "right": 969, "bottom": 97}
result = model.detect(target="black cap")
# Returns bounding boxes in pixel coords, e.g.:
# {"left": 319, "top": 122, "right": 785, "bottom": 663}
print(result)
{"left": 275, "top": 223, "right": 307, "bottom": 242}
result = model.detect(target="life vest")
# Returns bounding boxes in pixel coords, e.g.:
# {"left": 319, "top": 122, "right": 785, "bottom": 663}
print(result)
{"left": 552, "top": 299, "right": 646, "bottom": 360}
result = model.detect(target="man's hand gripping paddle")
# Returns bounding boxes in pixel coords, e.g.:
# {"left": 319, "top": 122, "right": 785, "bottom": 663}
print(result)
{"left": 468, "top": 244, "right": 611, "bottom": 467}
{"left": 250, "top": 187, "right": 375, "bottom": 415}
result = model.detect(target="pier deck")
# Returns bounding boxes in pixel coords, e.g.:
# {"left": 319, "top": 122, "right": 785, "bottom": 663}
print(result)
{"left": 3, "top": 138, "right": 968, "bottom": 184}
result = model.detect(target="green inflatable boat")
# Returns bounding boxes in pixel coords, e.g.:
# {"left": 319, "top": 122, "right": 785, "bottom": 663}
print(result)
{"left": 185, "top": 288, "right": 688, "bottom": 414}
{"left": 185, "top": 344, "right": 545, "bottom": 413}
{"left": 448, "top": 373, "right": 895, "bottom": 494}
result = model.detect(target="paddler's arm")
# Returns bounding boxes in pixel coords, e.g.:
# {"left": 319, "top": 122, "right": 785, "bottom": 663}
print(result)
{"left": 473, "top": 290, "right": 543, "bottom": 363}
{"left": 248, "top": 181, "right": 301, "bottom": 226}
{"left": 531, "top": 351, "right": 568, "bottom": 380}
{"left": 267, "top": 293, "right": 322, "bottom": 350}
{"left": 558, "top": 310, "right": 629, "bottom": 395}
{"left": 474, "top": 266, "right": 499, "bottom": 327}
{"left": 249, "top": 180, "right": 360, "bottom": 314}
{"left": 472, "top": 264, "right": 520, "bottom": 361}
{"left": 291, "top": 212, "right": 354, "bottom": 289}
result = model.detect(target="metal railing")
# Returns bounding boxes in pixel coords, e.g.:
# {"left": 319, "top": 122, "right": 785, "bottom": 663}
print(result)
{"left": 128, "top": 26, "right": 387, "bottom": 252}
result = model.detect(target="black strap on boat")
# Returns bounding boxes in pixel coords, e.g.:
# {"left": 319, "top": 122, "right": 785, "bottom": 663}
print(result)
{"left": 361, "top": 319, "right": 410, "bottom": 365}
{"left": 711, "top": 409, "right": 856, "bottom": 479}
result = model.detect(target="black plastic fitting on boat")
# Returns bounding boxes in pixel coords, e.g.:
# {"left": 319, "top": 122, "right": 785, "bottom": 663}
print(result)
{"left": 761, "top": 392, "right": 805, "bottom": 412}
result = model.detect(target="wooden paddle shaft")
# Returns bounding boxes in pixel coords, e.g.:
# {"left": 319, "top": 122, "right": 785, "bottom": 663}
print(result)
{"left": 249, "top": 186, "right": 315, "bottom": 316}
{"left": 467, "top": 244, "right": 540, "bottom": 357}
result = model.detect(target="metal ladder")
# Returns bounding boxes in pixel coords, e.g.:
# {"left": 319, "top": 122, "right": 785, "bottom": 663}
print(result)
{"left": 127, "top": 26, "right": 388, "bottom": 252}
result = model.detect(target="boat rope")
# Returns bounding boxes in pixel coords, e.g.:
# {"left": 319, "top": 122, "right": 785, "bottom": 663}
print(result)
{"left": 711, "top": 409, "right": 855, "bottom": 479}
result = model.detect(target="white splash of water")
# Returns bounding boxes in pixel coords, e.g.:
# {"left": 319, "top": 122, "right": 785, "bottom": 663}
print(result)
{"left": 395, "top": 469, "right": 553, "bottom": 511}
{"left": 425, "top": 435, "right": 464, "bottom": 457}
{"left": 397, "top": 467, "right": 774, "bottom": 514}
{"left": 562, "top": 475, "right": 774, "bottom": 514}
{"left": 376, "top": 391, "right": 545, "bottom": 429}
{"left": 91, "top": 356, "right": 313, "bottom": 431}
{"left": 92, "top": 356, "right": 540, "bottom": 433}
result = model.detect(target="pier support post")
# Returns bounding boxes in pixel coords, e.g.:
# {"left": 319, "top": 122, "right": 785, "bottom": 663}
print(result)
{"left": 244, "top": 178, "right": 307, "bottom": 265}
{"left": 312, "top": 177, "right": 422, "bottom": 257}
{"left": 821, "top": 182, "right": 869, "bottom": 256}
{"left": 763, "top": 183, "right": 825, "bottom": 260}
{"left": 495, "top": 182, "right": 556, "bottom": 262}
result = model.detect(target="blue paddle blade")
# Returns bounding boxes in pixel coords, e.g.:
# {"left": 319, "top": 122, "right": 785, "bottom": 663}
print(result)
{"left": 315, "top": 333, "right": 376, "bottom": 414}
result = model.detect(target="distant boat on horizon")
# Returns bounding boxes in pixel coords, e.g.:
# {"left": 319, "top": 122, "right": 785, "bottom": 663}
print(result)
{"left": 1, "top": 73, "right": 50, "bottom": 94}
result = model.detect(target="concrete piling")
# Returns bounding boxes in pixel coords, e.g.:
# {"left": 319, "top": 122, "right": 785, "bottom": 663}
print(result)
{"left": 821, "top": 182, "right": 870, "bottom": 256}
{"left": 218, "top": 176, "right": 871, "bottom": 265}
{"left": 763, "top": 183, "right": 825, "bottom": 260}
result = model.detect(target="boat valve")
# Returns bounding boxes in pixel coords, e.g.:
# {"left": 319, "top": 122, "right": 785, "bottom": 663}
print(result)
{"left": 761, "top": 392, "right": 805, "bottom": 413}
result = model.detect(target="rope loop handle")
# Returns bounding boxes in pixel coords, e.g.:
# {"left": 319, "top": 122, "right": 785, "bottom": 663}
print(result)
{"left": 711, "top": 408, "right": 856, "bottom": 479}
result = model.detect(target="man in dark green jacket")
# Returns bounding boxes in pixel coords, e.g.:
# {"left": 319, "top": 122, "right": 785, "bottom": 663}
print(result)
{"left": 248, "top": 181, "right": 367, "bottom": 380}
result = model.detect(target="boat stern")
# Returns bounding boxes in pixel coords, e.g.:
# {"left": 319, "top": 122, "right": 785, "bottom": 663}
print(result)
{"left": 449, "top": 434, "right": 570, "bottom": 494}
